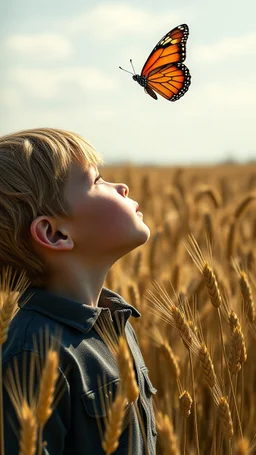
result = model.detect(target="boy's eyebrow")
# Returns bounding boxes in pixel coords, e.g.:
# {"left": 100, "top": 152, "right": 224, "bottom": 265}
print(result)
{"left": 81, "top": 166, "right": 98, "bottom": 181}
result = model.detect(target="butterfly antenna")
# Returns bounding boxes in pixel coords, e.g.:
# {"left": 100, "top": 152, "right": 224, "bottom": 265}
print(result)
{"left": 119, "top": 66, "right": 134, "bottom": 75}
{"left": 130, "top": 59, "right": 136, "bottom": 74}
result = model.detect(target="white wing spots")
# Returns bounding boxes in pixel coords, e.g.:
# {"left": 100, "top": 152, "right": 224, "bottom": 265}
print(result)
{"left": 169, "top": 63, "right": 191, "bottom": 101}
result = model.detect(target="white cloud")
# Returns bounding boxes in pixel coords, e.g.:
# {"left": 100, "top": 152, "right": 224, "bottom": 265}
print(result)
{"left": 195, "top": 32, "right": 256, "bottom": 61}
{"left": 6, "top": 33, "right": 74, "bottom": 61}
{"left": 176, "top": 80, "right": 256, "bottom": 125}
{"left": 205, "top": 82, "right": 256, "bottom": 107}
{"left": 0, "top": 88, "right": 22, "bottom": 107}
{"left": 10, "top": 67, "right": 117, "bottom": 100}
{"left": 195, "top": 81, "right": 256, "bottom": 106}
{"left": 67, "top": 3, "right": 181, "bottom": 39}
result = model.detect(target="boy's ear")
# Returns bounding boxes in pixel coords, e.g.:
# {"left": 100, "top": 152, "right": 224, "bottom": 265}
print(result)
{"left": 30, "top": 216, "right": 74, "bottom": 251}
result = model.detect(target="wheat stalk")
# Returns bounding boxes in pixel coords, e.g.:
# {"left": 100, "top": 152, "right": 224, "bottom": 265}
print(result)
{"left": 186, "top": 234, "right": 243, "bottom": 438}
{"left": 102, "top": 391, "right": 127, "bottom": 455}
{"left": 227, "top": 219, "right": 236, "bottom": 259}
{"left": 116, "top": 336, "right": 151, "bottom": 455}
{"left": 202, "top": 264, "right": 222, "bottom": 308}
{"left": 159, "top": 342, "right": 180, "bottom": 384}
{"left": 150, "top": 327, "right": 181, "bottom": 395}
{"left": 171, "top": 295, "right": 200, "bottom": 455}
{"left": 228, "top": 327, "right": 245, "bottom": 374}
{"left": 36, "top": 349, "right": 59, "bottom": 426}
{"left": 239, "top": 271, "right": 255, "bottom": 323}
{"left": 239, "top": 330, "right": 247, "bottom": 365}
{"left": 232, "top": 261, "right": 255, "bottom": 324}
{"left": 156, "top": 411, "right": 180, "bottom": 455}
{"left": 171, "top": 263, "right": 180, "bottom": 291}
{"left": 195, "top": 185, "right": 222, "bottom": 209}
{"left": 36, "top": 349, "right": 59, "bottom": 455}
{"left": 185, "top": 234, "right": 222, "bottom": 308}
{"left": 203, "top": 212, "right": 214, "bottom": 247}
{"left": 149, "top": 229, "right": 162, "bottom": 279}
{"left": 0, "top": 293, "right": 21, "bottom": 345}
{"left": 0, "top": 266, "right": 30, "bottom": 455}
{"left": 179, "top": 390, "right": 192, "bottom": 418}
{"left": 234, "top": 195, "right": 256, "bottom": 219}
{"left": 133, "top": 250, "right": 142, "bottom": 278}
{"left": 229, "top": 310, "right": 240, "bottom": 333}
{"left": 199, "top": 343, "right": 217, "bottom": 388}
{"left": 171, "top": 305, "right": 192, "bottom": 349}
{"left": 117, "top": 336, "right": 139, "bottom": 403}
{"left": 234, "top": 437, "right": 250, "bottom": 455}
{"left": 19, "top": 399, "right": 37, "bottom": 455}
{"left": 218, "top": 396, "right": 234, "bottom": 440}
{"left": 179, "top": 389, "right": 192, "bottom": 454}
{"left": 227, "top": 195, "right": 256, "bottom": 258}
{"left": 94, "top": 310, "right": 120, "bottom": 357}
{"left": 227, "top": 308, "right": 247, "bottom": 366}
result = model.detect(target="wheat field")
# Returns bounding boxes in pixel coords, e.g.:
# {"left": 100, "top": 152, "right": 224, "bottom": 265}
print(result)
{"left": 103, "top": 163, "right": 256, "bottom": 455}
{"left": 2, "top": 163, "right": 256, "bottom": 454}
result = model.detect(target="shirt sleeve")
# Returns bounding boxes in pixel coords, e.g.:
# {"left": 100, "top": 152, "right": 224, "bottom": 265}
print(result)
{"left": 3, "top": 351, "right": 71, "bottom": 455}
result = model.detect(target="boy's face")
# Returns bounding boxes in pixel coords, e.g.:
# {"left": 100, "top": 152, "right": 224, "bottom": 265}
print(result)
{"left": 61, "top": 161, "right": 150, "bottom": 262}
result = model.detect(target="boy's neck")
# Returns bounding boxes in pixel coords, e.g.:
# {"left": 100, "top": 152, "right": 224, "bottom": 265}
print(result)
{"left": 43, "top": 265, "right": 109, "bottom": 307}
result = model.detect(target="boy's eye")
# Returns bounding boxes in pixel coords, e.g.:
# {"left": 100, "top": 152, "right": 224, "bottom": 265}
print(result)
{"left": 94, "top": 174, "right": 103, "bottom": 183}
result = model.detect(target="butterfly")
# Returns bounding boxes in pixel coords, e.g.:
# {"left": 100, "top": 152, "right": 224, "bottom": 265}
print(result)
{"left": 119, "top": 24, "right": 191, "bottom": 101}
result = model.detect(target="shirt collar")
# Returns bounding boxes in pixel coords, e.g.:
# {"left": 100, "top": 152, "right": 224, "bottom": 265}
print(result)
{"left": 18, "top": 286, "right": 140, "bottom": 334}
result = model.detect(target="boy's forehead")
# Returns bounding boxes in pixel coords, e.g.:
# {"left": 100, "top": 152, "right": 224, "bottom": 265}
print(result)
{"left": 65, "top": 162, "right": 97, "bottom": 199}
{"left": 66, "top": 162, "right": 98, "bottom": 195}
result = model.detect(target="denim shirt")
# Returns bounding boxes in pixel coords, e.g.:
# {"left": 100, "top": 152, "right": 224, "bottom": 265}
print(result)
{"left": 2, "top": 286, "right": 157, "bottom": 454}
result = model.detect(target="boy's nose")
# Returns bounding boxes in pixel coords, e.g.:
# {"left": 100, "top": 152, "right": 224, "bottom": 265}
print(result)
{"left": 116, "top": 183, "right": 129, "bottom": 197}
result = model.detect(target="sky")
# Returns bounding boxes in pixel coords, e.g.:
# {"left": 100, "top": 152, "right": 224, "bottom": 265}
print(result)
{"left": 0, "top": 0, "right": 255, "bottom": 165}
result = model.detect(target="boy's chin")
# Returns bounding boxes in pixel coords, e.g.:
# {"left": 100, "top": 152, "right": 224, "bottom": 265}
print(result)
{"left": 134, "top": 226, "right": 151, "bottom": 246}
{"left": 142, "top": 227, "right": 150, "bottom": 243}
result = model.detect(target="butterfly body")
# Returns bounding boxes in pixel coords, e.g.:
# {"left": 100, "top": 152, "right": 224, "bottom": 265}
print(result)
{"left": 132, "top": 74, "right": 158, "bottom": 99}
{"left": 120, "top": 24, "right": 191, "bottom": 102}
{"left": 132, "top": 74, "right": 147, "bottom": 87}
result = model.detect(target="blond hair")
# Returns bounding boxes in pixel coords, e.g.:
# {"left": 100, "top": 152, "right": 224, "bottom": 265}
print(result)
{"left": 0, "top": 127, "right": 103, "bottom": 288}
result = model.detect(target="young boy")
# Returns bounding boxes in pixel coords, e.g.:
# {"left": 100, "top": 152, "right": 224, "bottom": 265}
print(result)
{"left": 1, "top": 128, "right": 157, "bottom": 454}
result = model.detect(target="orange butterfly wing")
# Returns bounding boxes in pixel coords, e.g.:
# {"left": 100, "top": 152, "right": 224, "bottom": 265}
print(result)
{"left": 141, "top": 24, "right": 191, "bottom": 101}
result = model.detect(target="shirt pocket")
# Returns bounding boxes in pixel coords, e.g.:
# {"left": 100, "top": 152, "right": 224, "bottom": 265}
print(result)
{"left": 81, "top": 378, "right": 120, "bottom": 418}
{"left": 141, "top": 367, "right": 157, "bottom": 436}
{"left": 141, "top": 367, "right": 157, "bottom": 395}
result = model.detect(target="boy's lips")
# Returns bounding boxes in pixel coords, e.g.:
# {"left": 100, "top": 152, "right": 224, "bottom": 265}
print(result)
{"left": 131, "top": 201, "right": 143, "bottom": 216}
{"left": 135, "top": 202, "right": 143, "bottom": 216}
